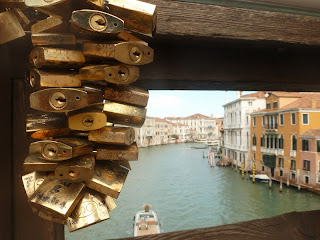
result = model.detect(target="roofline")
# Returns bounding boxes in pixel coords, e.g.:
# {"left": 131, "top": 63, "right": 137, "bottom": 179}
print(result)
{"left": 222, "top": 97, "right": 264, "bottom": 107}
{"left": 250, "top": 108, "right": 320, "bottom": 115}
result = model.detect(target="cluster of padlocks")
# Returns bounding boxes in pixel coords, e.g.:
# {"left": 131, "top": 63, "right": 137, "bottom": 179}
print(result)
{"left": 1, "top": 0, "right": 156, "bottom": 232}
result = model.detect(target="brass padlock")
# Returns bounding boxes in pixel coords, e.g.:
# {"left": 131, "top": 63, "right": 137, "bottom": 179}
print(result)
{"left": 31, "top": 33, "right": 77, "bottom": 46}
{"left": 112, "top": 160, "right": 131, "bottom": 170}
{"left": 108, "top": 0, "right": 157, "bottom": 36}
{"left": 70, "top": 10, "right": 124, "bottom": 38}
{"left": 29, "top": 69, "right": 81, "bottom": 88}
{"left": 29, "top": 138, "right": 93, "bottom": 161}
{"left": 38, "top": 211, "right": 67, "bottom": 224}
{"left": 0, "top": 10, "right": 25, "bottom": 44}
{"left": 29, "top": 175, "right": 85, "bottom": 219}
{"left": 30, "top": 47, "right": 85, "bottom": 69}
{"left": 86, "top": 161, "right": 129, "bottom": 199}
{"left": 117, "top": 31, "right": 148, "bottom": 46}
{"left": 55, "top": 154, "right": 95, "bottom": 182}
{"left": 95, "top": 143, "right": 138, "bottom": 161}
{"left": 79, "top": 64, "right": 139, "bottom": 85}
{"left": 25, "top": 0, "right": 72, "bottom": 19}
{"left": 83, "top": 42, "right": 154, "bottom": 65}
{"left": 29, "top": 88, "right": 103, "bottom": 112}
{"left": 31, "top": 16, "right": 68, "bottom": 34}
{"left": 66, "top": 189, "right": 116, "bottom": 232}
{"left": 29, "top": 128, "right": 71, "bottom": 139}
{"left": 67, "top": 105, "right": 107, "bottom": 131}
{"left": 73, "top": 0, "right": 105, "bottom": 11}
{"left": 103, "top": 101, "right": 146, "bottom": 127}
{"left": 12, "top": 8, "right": 31, "bottom": 29}
{"left": 104, "top": 85, "right": 149, "bottom": 107}
{"left": 27, "top": 113, "right": 68, "bottom": 132}
{"left": 24, "top": 155, "right": 59, "bottom": 172}
{"left": 22, "top": 171, "right": 48, "bottom": 199}
{"left": 88, "top": 127, "right": 135, "bottom": 145}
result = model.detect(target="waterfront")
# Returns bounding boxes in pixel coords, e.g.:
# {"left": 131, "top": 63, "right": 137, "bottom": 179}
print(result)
{"left": 65, "top": 143, "right": 320, "bottom": 240}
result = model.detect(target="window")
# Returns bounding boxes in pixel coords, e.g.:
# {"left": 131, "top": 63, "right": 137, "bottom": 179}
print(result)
{"left": 261, "top": 135, "right": 265, "bottom": 147}
{"left": 253, "top": 117, "right": 256, "bottom": 126}
{"left": 248, "top": 102, "right": 252, "bottom": 106}
{"left": 302, "top": 113, "right": 309, "bottom": 125}
{"left": 292, "top": 135, "right": 297, "bottom": 150}
{"left": 290, "top": 160, "right": 296, "bottom": 170}
{"left": 278, "top": 158, "right": 284, "bottom": 168}
{"left": 273, "top": 102, "right": 278, "bottom": 109}
{"left": 262, "top": 166, "right": 265, "bottom": 172}
{"left": 280, "top": 170, "right": 283, "bottom": 177}
{"left": 253, "top": 152, "right": 256, "bottom": 160}
{"left": 302, "top": 140, "right": 309, "bottom": 151}
{"left": 253, "top": 134, "right": 256, "bottom": 146}
{"left": 291, "top": 173, "right": 296, "bottom": 181}
{"left": 270, "top": 136, "right": 274, "bottom": 148}
{"left": 303, "top": 160, "right": 311, "bottom": 171}
{"left": 266, "top": 135, "right": 270, "bottom": 148}
{"left": 280, "top": 114, "right": 284, "bottom": 125}
{"left": 279, "top": 135, "right": 284, "bottom": 149}
{"left": 266, "top": 103, "right": 271, "bottom": 109}
{"left": 305, "top": 176, "right": 310, "bottom": 184}
{"left": 291, "top": 113, "right": 296, "bottom": 125}
{"left": 262, "top": 116, "right": 265, "bottom": 126}
{"left": 317, "top": 140, "right": 320, "bottom": 152}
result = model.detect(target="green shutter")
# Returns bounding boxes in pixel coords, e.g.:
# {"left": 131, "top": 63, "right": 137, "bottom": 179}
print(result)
{"left": 317, "top": 140, "right": 320, "bottom": 152}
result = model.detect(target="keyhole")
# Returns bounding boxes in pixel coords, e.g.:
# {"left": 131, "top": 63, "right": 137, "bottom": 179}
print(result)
{"left": 95, "top": 18, "right": 106, "bottom": 26}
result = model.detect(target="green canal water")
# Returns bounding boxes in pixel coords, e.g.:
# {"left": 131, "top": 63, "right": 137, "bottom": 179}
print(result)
{"left": 65, "top": 143, "right": 320, "bottom": 240}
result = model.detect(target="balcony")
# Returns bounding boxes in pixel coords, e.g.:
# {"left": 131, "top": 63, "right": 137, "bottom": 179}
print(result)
{"left": 290, "top": 150, "right": 296, "bottom": 158}
{"left": 264, "top": 123, "right": 278, "bottom": 131}
{"left": 262, "top": 148, "right": 278, "bottom": 155}
{"left": 278, "top": 149, "right": 284, "bottom": 156}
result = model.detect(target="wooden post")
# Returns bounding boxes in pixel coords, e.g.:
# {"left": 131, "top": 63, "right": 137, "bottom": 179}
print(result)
{"left": 280, "top": 176, "right": 283, "bottom": 192}
{"left": 297, "top": 169, "right": 301, "bottom": 190}
{"left": 287, "top": 172, "right": 290, "bottom": 187}
{"left": 269, "top": 173, "right": 272, "bottom": 188}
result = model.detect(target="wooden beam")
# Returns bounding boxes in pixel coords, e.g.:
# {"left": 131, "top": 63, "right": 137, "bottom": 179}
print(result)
{"left": 145, "top": 0, "right": 320, "bottom": 45}
{"left": 118, "top": 210, "right": 320, "bottom": 240}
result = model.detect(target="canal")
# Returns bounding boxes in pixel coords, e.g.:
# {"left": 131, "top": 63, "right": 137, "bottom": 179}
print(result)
{"left": 65, "top": 143, "right": 320, "bottom": 239}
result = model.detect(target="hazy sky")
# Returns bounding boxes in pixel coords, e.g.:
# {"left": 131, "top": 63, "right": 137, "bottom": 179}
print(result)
{"left": 147, "top": 90, "right": 254, "bottom": 118}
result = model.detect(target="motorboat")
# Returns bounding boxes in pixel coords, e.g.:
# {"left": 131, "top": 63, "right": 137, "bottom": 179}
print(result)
{"left": 133, "top": 205, "right": 162, "bottom": 237}
{"left": 249, "top": 174, "right": 270, "bottom": 183}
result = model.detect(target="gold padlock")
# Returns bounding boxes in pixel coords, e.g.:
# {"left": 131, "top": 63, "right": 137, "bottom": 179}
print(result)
{"left": 112, "top": 160, "right": 131, "bottom": 170}
{"left": 73, "top": 0, "right": 105, "bottom": 11}
{"left": 25, "top": 0, "right": 72, "bottom": 19}
{"left": 27, "top": 113, "right": 68, "bottom": 132}
{"left": 29, "top": 138, "right": 93, "bottom": 161}
{"left": 55, "top": 154, "right": 95, "bottom": 182}
{"left": 22, "top": 171, "right": 48, "bottom": 199}
{"left": 29, "top": 128, "right": 71, "bottom": 140}
{"left": 88, "top": 126, "right": 135, "bottom": 145}
{"left": 117, "top": 31, "right": 148, "bottom": 46}
{"left": 83, "top": 42, "right": 154, "bottom": 65}
{"left": 103, "top": 101, "right": 146, "bottom": 127}
{"left": 108, "top": 0, "right": 157, "bottom": 36}
{"left": 86, "top": 161, "right": 129, "bottom": 199}
{"left": 31, "top": 16, "right": 68, "bottom": 34}
{"left": 12, "top": 8, "right": 31, "bottom": 29}
{"left": 29, "top": 69, "right": 81, "bottom": 88}
{"left": 66, "top": 189, "right": 113, "bottom": 232}
{"left": 95, "top": 143, "right": 138, "bottom": 161}
{"left": 79, "top": 64, "right": 139, "bottom": 85}
{"left": 24, "top": 155, "right": 59, "bottom": 172}
{"left": 29, "top": 175, "right": 85, "bottom": 219}
{"left": 70, "top": 10, "right": 124, "bottom": 38}
{"left": 31, "top": 33, "right": 77, "bottom": 46}
{"left": 104, "top": 85, "right": 149, "bottom": 107}
{"left": 30, "top": 47, "right": 85, "bottom": 69}
{"left": 67, "top": 105, "right": 107, "bottom": 131}
{"left": 29, "top": 87, "right": 103, "bottom": 112}
{"left": 0, "top": 10, "right": 25, "bottom": 44}
{"left": 38, "top": 211, "right": 67, "bottom": 224}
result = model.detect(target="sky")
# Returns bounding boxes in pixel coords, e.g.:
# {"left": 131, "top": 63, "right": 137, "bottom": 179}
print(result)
{"left": 147, "top": 90, "right": 254, "bottom": 118}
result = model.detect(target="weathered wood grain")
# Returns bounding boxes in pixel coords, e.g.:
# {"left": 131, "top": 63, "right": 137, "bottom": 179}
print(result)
{"left": 144, "top": 0, "right": 320, "bottom": 45}
{"left": 118, "top": 210, "right": 320, "bottom": 240}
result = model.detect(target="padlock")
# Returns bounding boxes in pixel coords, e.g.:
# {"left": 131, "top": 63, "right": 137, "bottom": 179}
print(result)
{"left": 29, "top": 175, "right": 85, "bottom": 219}
{"left": 105, "top": 195, "right": 117, "bottom": 211}
{"left": 29, "top": 87, "right": 103, "bottom": 112}
{"left": 27, "top": 113, "right": 68, "bottom": 132}
{"left": 103, "top": 101, "right": 146, "bottom": 127}
{"left": 29, "top": 69, "right": 81, "bottom": 88}
{"left": 0, "top": 10, "right": 26, "bottom": 44}
{"left": 95, "top": 143, "right": 138, "bottom": 161}
{"left": 72, "top": 0, "right": 105, "bottom": 11}
{"left": 38, "top": 211, "right": 67, "bottom": 224}
{"left": 70, "top": 10, "right": 124, "bottom": 38}
{"left": 29, "top": 138, "right": 93, "bottom": 161}
{"left": 88, "top": 126, "right": 135, "bottom": 145}
{"left": 24, "top": 155, "right": 59, "bottom": 172}
{"left": 29, "top": 128, "right": 71, "bottom": 139}
{"left": 55, "top": 154, "right": 95, "bottom": 182}
{"left": 117, "top": 31, "right": 148, "bottom": 46}
{"left": 104, "top": 85, "right": 149, "bottom": 107}
{"left": 31, "top": 16, "right": 68, "bottom": 34}
{"left": 108, "top": 0, "right": 157, "bottom": 36}
{"left": 112, "top": 160, "right": 131, "bottom": 170}
{"left": 12, "top": 8, "right": 31, "bottom": 29}
{"left": 83, "top": 42, "right": 154, "bottom": 65}
{"left": 67, "top": 105, "right": 107, "bottom": 131}
{"left": 22, "top": 171, "right": 48, "bottom": 199}
{"left": 79, "top": 64, "right": 139, "bottom": 85}
{"left": 0, "top": 0, "right": 26, "bottom": 8}
{"left": 31, "top": 33, "right": 77, "bottom": 46}
{"left": 25, "top": 0, "right": 72, "bottom": 19}
{"left": 85, "top": 161, "right": 129, "bottom": 198}
{"left": 30, "top": 47, "right": 85, "bottom": 69}
{"left": 66, "top": 189, "right": 113, "bottom": 232}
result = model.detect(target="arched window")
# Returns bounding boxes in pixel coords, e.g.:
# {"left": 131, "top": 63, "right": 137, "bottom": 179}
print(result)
{"left": 292, "top": 135, "right": 297, "bottom": 150}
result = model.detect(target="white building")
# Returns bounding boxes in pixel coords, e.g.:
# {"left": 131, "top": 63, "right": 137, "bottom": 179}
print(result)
{"left": 172, "top": 123, "right": 190, "bottom": 142}
{"left": 221, "top": 92, "right": 266, "bottom": 170}
{"left": 154, "top": 118, "right": 173, "bottom": 145}
{"left": 135, "top": 117, "right": 156, "bottom": 147}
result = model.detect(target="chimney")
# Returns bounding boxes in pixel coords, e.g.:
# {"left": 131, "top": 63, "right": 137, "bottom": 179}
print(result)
{"left": 312, "top": 99, "right": 317, "bottom": 109}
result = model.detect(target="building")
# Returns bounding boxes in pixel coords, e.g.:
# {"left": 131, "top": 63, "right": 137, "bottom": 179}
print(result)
{"left": 172, "top": 123, "right": 190, "bottom": 142}
{"left": 250, "top": 92, "right": 320, "bottom": 192}
{"left": 221, "top": 91, "right": 266, "bottom": 170}
{"left": 154, "top": 118, "right": 173, "bottom": 145}
{"left": 135, "top": 117, "right": 156, "bottom": 147}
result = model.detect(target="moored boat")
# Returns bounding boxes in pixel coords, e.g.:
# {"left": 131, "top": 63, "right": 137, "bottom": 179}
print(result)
{"left": 249, "top": 174, "right": 270, "bottom": 183}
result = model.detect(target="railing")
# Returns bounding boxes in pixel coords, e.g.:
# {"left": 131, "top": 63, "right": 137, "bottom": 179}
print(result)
{"left": 278, "top": 149, "right": 284, "bottom": 155}
{"left": 264, "top": 123, "right": 278, "bottom": 130}
{"left": 290, "top": 150, "right": 296, "bottom": 157}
